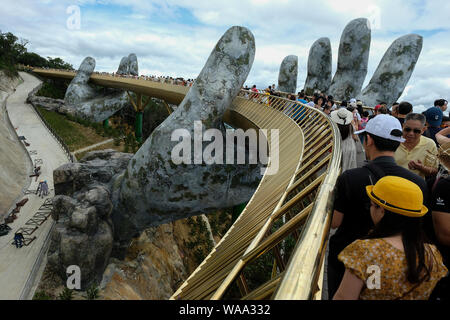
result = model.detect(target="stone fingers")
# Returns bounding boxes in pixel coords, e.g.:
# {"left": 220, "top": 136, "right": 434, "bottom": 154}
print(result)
{"left": 304, "top": 37, "right": 332, "bottom": 96}
{"left": 64, "top": 56, "right": 97, "bottom": 105}
{"left": 328, "top": 18, "right": 371, "bottom": 101}
{"left": 278, "top": 55, "right": 298, "bottom": 94}
{"left": 357, "top": 34, "right": 423, "bottom": 107}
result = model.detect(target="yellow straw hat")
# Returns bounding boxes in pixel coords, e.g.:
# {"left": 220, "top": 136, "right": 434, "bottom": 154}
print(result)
{"left": 365, "top": 176, "right": 428, "bottom": 217}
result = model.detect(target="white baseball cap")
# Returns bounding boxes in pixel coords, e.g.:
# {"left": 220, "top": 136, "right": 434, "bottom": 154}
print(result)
{"left": 354, "top": 114, "right": 405, "bottom": 143}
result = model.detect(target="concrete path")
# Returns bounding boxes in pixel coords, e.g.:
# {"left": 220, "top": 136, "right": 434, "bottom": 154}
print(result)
{"left": 0, "top": 72, "right": 70, "bottom": 299}
{"left": 72, "top": 138, "right": 114, "bottom": 155}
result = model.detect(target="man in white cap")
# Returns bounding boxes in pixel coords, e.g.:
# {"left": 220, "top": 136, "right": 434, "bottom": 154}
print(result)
{"left": 327, "top": 114, "right": 428, "bottom": 299}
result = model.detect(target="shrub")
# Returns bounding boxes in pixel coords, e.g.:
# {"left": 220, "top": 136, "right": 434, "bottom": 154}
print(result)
{"left": 58, "top": 287, "right": 74, "bottom": 300}
{"left": 85, "top": 284, "right": 99, "bottom": 300}
{"left": 33, "top": 290, "right": 52, "bottom": 300}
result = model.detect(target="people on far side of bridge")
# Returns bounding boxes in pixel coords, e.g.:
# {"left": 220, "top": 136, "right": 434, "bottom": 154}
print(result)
{"left": 434, "top": 98, "right": 448, "bottom": 113}
{"left": 330, "top": 108, "right": 357, "bottom": 172}
{"left": 314, "top": 95, "right": 325, "bottom": 110}
{"left": 327, "top": 114, "right": 429, "bottom": 299}
{"left": 422, "top": 106, "right": 443, "bottom": 147}
{"left": 333, "top": 176, "right": 448, "bottom": 300}
{"left": 297, "top": 91, "right": 308, "bottom": 104}
{"left": 395, "top": 101, "right": 413, "bottom": 126}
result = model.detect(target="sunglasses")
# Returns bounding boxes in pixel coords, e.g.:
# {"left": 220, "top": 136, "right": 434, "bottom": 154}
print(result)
{"left": 403, "top": 127, "right": 422, "bottom": 134}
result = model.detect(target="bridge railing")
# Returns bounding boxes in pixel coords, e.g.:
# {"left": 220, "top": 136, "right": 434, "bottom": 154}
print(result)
{"left": 28, "top": 101, "right": 75, "bottom": 163}
{"left": 172, "top": 91, "right": 341, "bottom": 300}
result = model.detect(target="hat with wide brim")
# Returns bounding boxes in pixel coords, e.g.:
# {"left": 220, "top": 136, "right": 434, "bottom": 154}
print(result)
{"left": 365, "top": 176, "right": 428, "bottom": 217}
{"left": 330, "top": 108, "right": 353, "bottom": 126}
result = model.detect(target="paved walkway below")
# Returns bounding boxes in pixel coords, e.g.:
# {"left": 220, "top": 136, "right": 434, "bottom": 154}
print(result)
{"left": 72, "top": 138, "right": 114, "bottom": 155}
{"left": 0, "top": 72, "right": 70, "bottom": 299}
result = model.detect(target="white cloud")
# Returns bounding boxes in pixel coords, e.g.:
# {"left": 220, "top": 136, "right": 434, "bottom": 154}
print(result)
{"left": 0, "top": 0, "right": 449, "bottom": 109}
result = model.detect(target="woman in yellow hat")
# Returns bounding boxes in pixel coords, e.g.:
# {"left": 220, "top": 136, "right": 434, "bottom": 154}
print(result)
{"left": 333, "top": 176, "right": 448, "bottom": 300}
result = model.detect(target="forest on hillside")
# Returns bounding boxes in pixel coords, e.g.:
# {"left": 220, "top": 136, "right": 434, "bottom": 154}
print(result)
{"left": 0, "top": 30, "right": 73, "bottom": 76}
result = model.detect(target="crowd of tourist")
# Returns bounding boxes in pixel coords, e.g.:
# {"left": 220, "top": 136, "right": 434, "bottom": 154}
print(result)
{"left": 320, "top": 96, "right": 449, "bottom": 300}
{"left": 36, "top": 66, "right": 196, "bottom": 87}
{"left": 244, "top": 84, "right": 450, "bottom": 300}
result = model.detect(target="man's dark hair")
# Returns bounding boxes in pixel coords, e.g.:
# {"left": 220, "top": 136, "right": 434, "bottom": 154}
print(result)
{"left": 378, "top": 106, "right": 388, "bottom": 114}
{"left": 366, "top": 132, "right": 400, "bottom": 152}
{"left": 298, "top": 91, "right": 305, "bottom": 98}
{"left": 362, "top": 111, "right": 369, "bottom": 117}
{"left": 340, "top": 100, "right": 347, "bottom": 107}
{"left": 398, "top": 102, "right": 413, "bottom": 115}
{"left": 434, "top": 99, "right": 447, "bottom": 107}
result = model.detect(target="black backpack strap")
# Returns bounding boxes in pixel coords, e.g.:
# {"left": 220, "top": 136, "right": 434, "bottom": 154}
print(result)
{"left": 363, "top": 162, "right": 386, "bottom": 185}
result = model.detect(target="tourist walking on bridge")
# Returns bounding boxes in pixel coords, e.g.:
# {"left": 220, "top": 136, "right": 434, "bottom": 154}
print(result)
{"left": 327, "top": 114, "right": 428, "bottom": 298}
{"left": 333, "top": 176, "right": 448, "bottom": 300}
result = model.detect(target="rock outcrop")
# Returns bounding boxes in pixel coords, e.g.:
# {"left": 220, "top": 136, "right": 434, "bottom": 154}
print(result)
{"left": 277, "top": 55, "right": 298, "bottom": 94}
{"left": 48, "top": 150, "right": 132, "bottom": 289}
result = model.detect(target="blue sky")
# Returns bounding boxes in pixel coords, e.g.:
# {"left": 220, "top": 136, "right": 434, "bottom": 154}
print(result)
{"left": 1, "top": 0, "right": 449, "bottom": 114}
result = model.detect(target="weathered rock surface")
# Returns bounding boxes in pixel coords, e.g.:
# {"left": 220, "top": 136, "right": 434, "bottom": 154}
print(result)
{"left": 64, "top": 56, "right": 135, "bottom": 122}
{"left": 357, "top": 34, "right": 423, "bottom": 107}
{"left": 278, "top": 55, "right": 298, "bottom": 93}
{"left": 328, "top": 18, "right": 371, "bottom": 101}
{"left": 99, "top": 217, "right": 204, "bottom": 300}
{"left": 112, "top": 26, "right": 261, "bottom": 255}
{"left": 304, "top": 38, "right": 332, "bottom": 95}
{"left": 117, "top": 53, "right": 138, "bottom": 76}
{"left": 48, "top": 150, "right": 132, "bottom": 289}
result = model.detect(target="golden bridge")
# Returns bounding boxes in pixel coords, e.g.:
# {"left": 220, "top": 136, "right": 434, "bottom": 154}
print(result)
{"left": 33, "top": 67, "right": 343, "bottom": 300}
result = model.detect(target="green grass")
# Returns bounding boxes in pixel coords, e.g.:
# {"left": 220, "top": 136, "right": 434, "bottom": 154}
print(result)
{"left": 36, "top": 106, "right": 106, "bottom": 152}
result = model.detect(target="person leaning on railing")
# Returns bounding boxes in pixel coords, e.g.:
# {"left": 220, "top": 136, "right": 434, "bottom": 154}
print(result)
{"left": 333, "top": 176, "right": 448, "bottom": 300}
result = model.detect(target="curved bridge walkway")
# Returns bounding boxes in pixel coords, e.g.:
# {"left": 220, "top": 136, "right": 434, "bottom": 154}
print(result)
{"left": 33, "top": 68, "right": 341, "bottom": 300}
{"left": 0, "top": 72, "right": 70, "bottom": 299}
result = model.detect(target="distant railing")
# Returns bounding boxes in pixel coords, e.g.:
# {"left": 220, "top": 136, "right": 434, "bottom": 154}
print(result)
{"left": 28, "top": 101, "right": 75, "bottom": 163}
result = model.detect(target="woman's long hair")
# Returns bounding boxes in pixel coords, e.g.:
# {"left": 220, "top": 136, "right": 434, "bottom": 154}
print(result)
{"left": 337, "top": 123, "right": 352, "bottom": 140}
{"left": 364, "top": 209, "right": 434, "bottom": 284}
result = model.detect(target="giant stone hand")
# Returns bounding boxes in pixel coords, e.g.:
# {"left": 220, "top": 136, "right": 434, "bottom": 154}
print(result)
{"left": 64, "top": 54, "right": 138, "bottom": 122}
{"left": 111, "top": 26, "right": 261, "bottom": 254}
{"left": 303, "top": 18, "right": 422, "bottom": 106}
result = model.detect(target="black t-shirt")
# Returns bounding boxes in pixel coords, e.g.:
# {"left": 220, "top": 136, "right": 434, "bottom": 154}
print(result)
{"left": 329, "top": 156, "right": 429, "bottom": 261}
{"left": 430, "top": 177, "right": 450, "bottom": 266}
